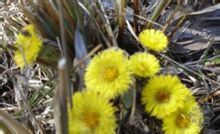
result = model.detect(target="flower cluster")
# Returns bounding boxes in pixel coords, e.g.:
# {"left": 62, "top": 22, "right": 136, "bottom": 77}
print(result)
{"left": 13, "top": 24, "right": 204, "bottom": 134}
{"left": 69, "top": 47, "right": 162, "bottom": 133}
{"left": 68, "top": 28, "right": 203, "bottom": 134}
{"left": 138, "top": 29, "right": 203, "bottom": 134}
{"left": 163, "top": 95, "right": 203, "bottom": 134}
{"left": 142, "top": 75, "right": 203, "bottom": 134}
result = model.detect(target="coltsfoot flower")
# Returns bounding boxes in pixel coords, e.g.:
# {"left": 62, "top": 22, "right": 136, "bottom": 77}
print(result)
{"left": 162, "top": 96, "right": 203, "bottom": 134}
{"left": 129, "top": 52, "right": 160, "bottom": 77}
{"left": 85, "top": 48, "right": 132, "bottom": 99}
{"left": 141, "top": 75, "right": 190, "bottom": 119}
{"left": 138, "top": 29, "right": 168, "bottom": 52}
{"left": 14, "top": 25, "right": 42, "bottom": 68}
{"left": 68, "top": 91, "right": 117, "bottom": 134}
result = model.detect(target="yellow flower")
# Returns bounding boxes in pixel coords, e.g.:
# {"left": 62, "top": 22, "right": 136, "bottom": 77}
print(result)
{"left": 68, "top": 91, "right": 117, "bottom": 134}
{"left": 138, "top": 29, "right": 168, "bottom": 52}
{"left": 163, "top": 96, "right": 203, "bottom": 134}
{"left": 85, "top": 48, "right": 132, "bottom": 99}
{"left": 129, "top": 52, "right": 160, "bottom": 77}
{"left": 141, "top": 75, "right": 190, "bottom": 119}
{"left": 13, "top": 25, "right": 42, "bottom": 68}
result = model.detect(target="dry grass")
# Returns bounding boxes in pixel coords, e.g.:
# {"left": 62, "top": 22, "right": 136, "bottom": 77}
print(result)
{"left": 0, "top": 0, "right": 220, "bottom": 133}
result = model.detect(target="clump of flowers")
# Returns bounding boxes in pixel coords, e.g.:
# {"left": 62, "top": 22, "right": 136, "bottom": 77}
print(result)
{"left": 85, "top": 48, "right": 132, "bottom": 99}
{"left": 13, "top": 24, "right": 43, "bottom": 68}
{"left": 138, "top": 29, "right": 168, "bottom": 52}
{"left": 162, "top": 96, "right": 203, "bottom": 134}
{"left": 137, "top": 28, "right": 204, "bottom": 133}
{"left": 129, "top": 52, "right": 160, "bottom": 77}
{"left": 68, "top": 91, "right": 117, "bottom": 134}
{"left": 141, "top": 75, "right": 190, "bottom": 119}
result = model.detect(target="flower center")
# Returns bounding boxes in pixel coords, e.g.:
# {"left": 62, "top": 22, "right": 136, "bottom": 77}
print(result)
{"left": 155, "top": 90, "right": 170, "bottom": 103}
{"left": 139, "top": 62, "right": 147, "bottom": 71}
{"left": 176, "top": 113, "right": 191, "bottom": 128}
{"left": 103, "top": 66, "right": 118, "bottom": 81}
{"left": 83, "top": 112, "right": 99, "bottom": 129}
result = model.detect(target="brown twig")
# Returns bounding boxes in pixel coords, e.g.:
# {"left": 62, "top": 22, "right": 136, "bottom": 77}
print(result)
{"left": 55, "top": 0, "right": 70, "bottom": 133}
{"left": 162, "top": 0, "right": 181, "bottom": 32}
{"left": 117, "top": 0, "right": 126, "bottom": 47}
{"left": 159, "top": 53, "right": 219, "bottom": 85}
{"left": 118, "top": 0, "right": 126, "bottom": 30}
{"left": 168, "top": 15, "right": 187, "bottom": 38}
{"left": 55, "top": 58, "right": 69, "bottom": 134}
{"left": 73, "top": 44, "right": 102, "bottom": 69}
{"left": 133, "top": 0, "right": 139, "bottom": 34}
{"left": 97, "top": 0, "right": 118, "bottom": 47}
{"left": 199, "top": 89, "right": 220, "bottom": 103}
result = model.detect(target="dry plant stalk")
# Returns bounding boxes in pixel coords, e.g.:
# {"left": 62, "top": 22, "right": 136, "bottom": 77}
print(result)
{"left": 118, "top": 0, "right": 126, "bottom": 30}
{"left": 54, "top": 58, "right": 69, "bottom": 134}
{"left": 0, "top": 110, "right": 32, "bottom": 134}
{"left": 133, "top": 0, "right": 139, "bottom": 34}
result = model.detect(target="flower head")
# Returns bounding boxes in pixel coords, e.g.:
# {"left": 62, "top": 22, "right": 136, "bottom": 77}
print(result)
{"left": 129, "top": 52, "right": 160, "bottom": 77}
{"left": 68, "top": 91, "right": 117, "bottom": 134}
{"left": 163, "top": 96, "right": 203, "bottom": 134}
{"left": 85, "top": 48, "right": 132, "bottom": 99}
{"left": 14, "top": 25, "right": 42, "bottom": 68}
{"left": 138, "top": 29, "right": 168, "bottom": 52}
{"left": 141, "top": 75, "right": 190, "bottom": 119}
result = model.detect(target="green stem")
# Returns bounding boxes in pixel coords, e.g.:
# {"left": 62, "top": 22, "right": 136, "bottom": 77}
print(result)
{"left": 147, "top": 0, "right": 171, "bottom": 28}
{"left": 129, "top": 82, "right": 136, "bottom": 124}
